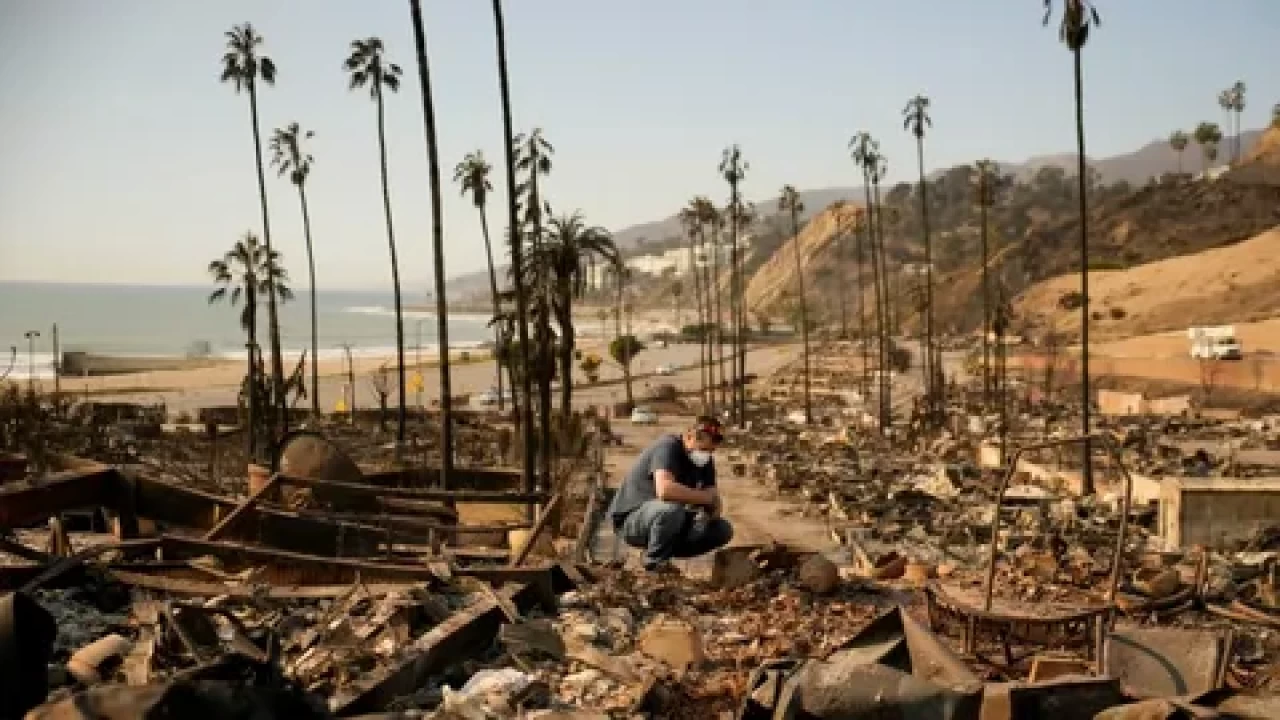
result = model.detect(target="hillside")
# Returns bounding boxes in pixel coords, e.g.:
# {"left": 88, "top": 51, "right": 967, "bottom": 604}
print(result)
{"left": 445, "top": 129, "right": 1264, "bottom": 297}
{"left": 743, "top": 202, "right": 864, "bottom": 314}
{"left": 1015, "top": 225, "right": 1280, "bottom": 339}
{"left": 735, "top": 128, "right": 1280, "bottom": 337}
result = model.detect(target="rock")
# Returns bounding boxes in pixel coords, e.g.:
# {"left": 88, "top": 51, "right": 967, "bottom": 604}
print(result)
{"left": 797, "top": 555, "right": 840, "bottom": 594}
{"left": 711, "top": 547, "right": 761, "bottom": 590}
{"left": 636, "top": 618, "right": 704, "bottom": 674}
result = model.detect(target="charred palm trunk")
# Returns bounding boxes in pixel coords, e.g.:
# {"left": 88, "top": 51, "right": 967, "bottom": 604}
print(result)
{"left": 557, "top": 290, "right": 574, "bottom": 424}
{"left": 728, "top": 211, "right": 742, "bottom": 423}
{"left": 615, "top": 279, "right": 634, "bottom": 408}
{"left": 734, "top": 220, "right": 748, "bottom": 422}
{"left": 478, "top": 210, "right": 505, "bottom": 410}
{"left": 916, "top": 135, "right": 936, "bottom": 424}
{"left": 711, "top": 232, "right": 726, "bottom": 413}
{"left": 492, "top": 0, "right": 536, "bottom": 497}
{"left": 1073, "top": 47, "right": 1094, "bottom": 495}
{"left": 245, "top": 283, "right": 259, "bottom": 462}
{"left": 409, "top": 0, "right": 454, "bottom": 480}
{"left": 298, "top": 184, "right": 319, "bottom": 418}
{"left": 373, "top": 85, "right": 408, "bottom": 451}
{"left": 529, "top": 187, "right": 553, "bottom": 488}
{"left": 791, "top": 208, "right": 812, "bottom": 423}
{"left": 872, "top": 178, "right": 891, "bottom": 431}
{"left": 837, "top": 227, "right": 849, "bottom": 339}
{"left": 860, "top": 179, "right": 883, "bottom": 433}
{"left": 855, "top": 221, "right": 871, "bottom": 397}
{"left": 247, "top": 82, "right": 287, "bottom": 453}
{"left": 689, "top": 230, "right": 708, "bottom": 409}
{"left": 980, "top": 198, "right": 992, "bottom": 411}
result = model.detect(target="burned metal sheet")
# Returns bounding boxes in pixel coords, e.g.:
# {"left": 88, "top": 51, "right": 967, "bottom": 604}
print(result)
{"left": 1103, "top": 627, "right": 1232, "bottom": 699}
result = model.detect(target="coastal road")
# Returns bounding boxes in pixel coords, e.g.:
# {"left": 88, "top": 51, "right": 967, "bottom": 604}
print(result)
{"left": 103, "top": 341, "right": 796, "bottom": 418}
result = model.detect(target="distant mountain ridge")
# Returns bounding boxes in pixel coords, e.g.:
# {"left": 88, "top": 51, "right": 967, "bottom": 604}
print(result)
{"left": 446, "top": 128, "right": 1264, "bottom": 296}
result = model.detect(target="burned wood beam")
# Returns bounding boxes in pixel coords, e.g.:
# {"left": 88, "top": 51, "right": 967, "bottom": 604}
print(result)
{"left": 332, "top": 579, "right": 553, "bottom": 715}
{"left": 0, "top": 466, "right": 119, "bottom": 528}
{"left": 105, "top": 568, "right": 410, "bottom": 600}
{"left": 155, "top": 536, "right": 445, "bottom": 585}
{"left": 203, "top": 474, "right": 280, "bottom": 541}
{"left": 126, "top": 474, "right": 387, "bottom": 556}
{"left": 277, "top": 471, "right": 546, "bottom": 505}
{"left": 511, "top": 493, "right": 562, "bottom": 567}
{"left": 363, "top": 466, "right": 524, "bottom": 492}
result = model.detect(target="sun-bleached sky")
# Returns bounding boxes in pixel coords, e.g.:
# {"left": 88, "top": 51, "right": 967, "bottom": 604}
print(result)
{"left": 2, "top": 1, "right": 1278, "bottom": 292}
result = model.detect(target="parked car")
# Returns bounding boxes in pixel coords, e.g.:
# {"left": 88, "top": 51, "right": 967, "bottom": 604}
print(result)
{"left": 630, "top": 406, "right": 659, "bottom": 424}
{"left": 655, "top": 364, "right": 674, "bottom": 376}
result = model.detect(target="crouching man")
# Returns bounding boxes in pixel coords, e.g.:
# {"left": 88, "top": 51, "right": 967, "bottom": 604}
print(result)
{"left": 607, "top": 416, "right": 734, "bottom": 572}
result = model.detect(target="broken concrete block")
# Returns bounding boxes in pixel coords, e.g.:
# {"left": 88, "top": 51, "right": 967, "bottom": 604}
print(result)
{"left": 637, "top": 618, "right": 703, "bottom": 674}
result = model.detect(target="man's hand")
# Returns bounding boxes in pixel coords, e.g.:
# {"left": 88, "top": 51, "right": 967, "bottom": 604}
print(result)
{"left": 707, "top": 491, "right": 723, "bottom": 518}
{"left": 655, "top": 470, "right": 718, "bottom": 508}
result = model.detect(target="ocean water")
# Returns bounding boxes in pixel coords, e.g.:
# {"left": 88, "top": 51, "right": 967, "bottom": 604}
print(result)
{"left": 0, "top": 282, "right": 494, "bottom": 379}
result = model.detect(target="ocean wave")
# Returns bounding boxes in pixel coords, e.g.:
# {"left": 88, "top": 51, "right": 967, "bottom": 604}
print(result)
{"left": 342, "top": 305, "right": 394, "bottom": 316}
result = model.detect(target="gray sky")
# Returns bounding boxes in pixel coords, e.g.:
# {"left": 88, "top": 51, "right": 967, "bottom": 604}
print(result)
{"left": 2, "top": 0, "right": 1277, "bottom": 291}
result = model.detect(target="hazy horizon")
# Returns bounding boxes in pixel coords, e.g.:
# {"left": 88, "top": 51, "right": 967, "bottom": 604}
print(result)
{"left": 3, "top": 0, "right": 1278, "bottom": 291}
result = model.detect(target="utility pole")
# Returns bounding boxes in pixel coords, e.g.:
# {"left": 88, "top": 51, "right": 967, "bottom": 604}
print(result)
{"left": 23, "top": 330, "right": 40, "bottom": 396}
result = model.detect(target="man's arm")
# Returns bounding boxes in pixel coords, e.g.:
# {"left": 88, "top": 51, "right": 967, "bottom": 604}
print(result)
{"left": 654, "top": 470, "right": 716, "bottom": 506}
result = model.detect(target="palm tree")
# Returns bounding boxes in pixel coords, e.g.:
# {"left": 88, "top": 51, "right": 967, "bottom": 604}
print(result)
{"left": 851, "top": 208, "right": 872, "bottom": 396}
{"left": 490, "top": 0, "right": 536, "bottom": 494}
{"left": 779, "top": 185, "right": 812, "bottom": 423}
{"left": 974, "top": 159, "right": 1001, "bottom": 410}
{"left": 514, "top": 128, "right": 555, "bottom": 483}
{"left": 1218, "top": 89, "right": 1234, "bottom": 163}
{"left": 408, "top": 0, "right": 454, "bottom": 481}
{"left": 1231, "top": 81, "right": 1246, "bottom": 164}
{"left": 679, "top": 202, "right": 709, "bottom": 408}
{"left": 903, "top": 94, "right": 936, "bottom": 420}
{"left": 869, "top": 154, "right": 893, "bottom": 430}
{"left": 1194, "top": 122, "right": 1224, "bottom": 172}
{"left": 269, "top": 123, "right": 319, "bottom": 418}
{"left": 220, "top": 23, "right": 287, "bottom": 439}
{"left": 1044, "top": 0, "right": 1102, "bottom": 495}
{"left": 455, "top": 151, "right": 506, "bottom": 410}
{"left": 695, "top": 199, "right": 724, "bottom": 413}
{"left": 344, "top": 37, "right": 408, "bottom": 448}
{"left": 527, "top": 213, "right": 618, "bottom": 417}
{"left": 209, "top": 233, "right": 292, "bottom": 462}
{"left": 850, "top": 132, "right": 888, "bottom": 433}
{"left": 719, "top": 145, "right": 748, "bottom": 423}
{"left": 1169, "top": 130, "right": 1190, "bottom": 174}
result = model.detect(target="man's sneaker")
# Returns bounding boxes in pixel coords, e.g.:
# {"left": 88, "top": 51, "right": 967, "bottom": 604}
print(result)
{"left": 643, "top": 561, "right": 681, "bottom": 577}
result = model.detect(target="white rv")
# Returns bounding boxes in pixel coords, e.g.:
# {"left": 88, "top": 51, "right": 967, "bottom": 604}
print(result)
{"left": 1188, "top": 326, "right": 1242, "bottom": 360}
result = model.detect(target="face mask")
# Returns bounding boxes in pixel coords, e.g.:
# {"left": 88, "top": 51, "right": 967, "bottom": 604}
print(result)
{"left": 688, "top": 450, "right": 712, "bottom": 467}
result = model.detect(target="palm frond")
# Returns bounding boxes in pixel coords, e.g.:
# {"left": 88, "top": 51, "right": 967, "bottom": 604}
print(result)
{"left": 259, "top": 56, "right": 277, "bottom": 84}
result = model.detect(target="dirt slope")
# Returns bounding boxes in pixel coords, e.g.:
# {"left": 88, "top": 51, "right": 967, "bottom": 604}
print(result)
{"left": 1016, "top": 225, "right": 1280, "bottom": 339}
{"left": 743, "top": 202, "right": 865, "bottom": 314}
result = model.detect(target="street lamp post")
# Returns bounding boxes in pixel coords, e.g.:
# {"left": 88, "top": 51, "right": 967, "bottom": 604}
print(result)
{"left": 23, "top": 330, "right": 40, "bottom": 396}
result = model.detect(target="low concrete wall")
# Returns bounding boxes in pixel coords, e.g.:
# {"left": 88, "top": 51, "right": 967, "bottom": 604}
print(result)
{"left": 1159, "top": 476, "right": 1280, "bottom": 548}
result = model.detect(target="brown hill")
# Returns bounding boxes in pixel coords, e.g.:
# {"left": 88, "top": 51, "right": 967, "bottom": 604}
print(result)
{"left": 744, "top": 202, "right": 863, "bottom": 315}
{"left": 1015, "top": 225, "right": 1280, "bottom": 340}
{"left": 930, "top": 176, "right": 1280, "bottom": 336}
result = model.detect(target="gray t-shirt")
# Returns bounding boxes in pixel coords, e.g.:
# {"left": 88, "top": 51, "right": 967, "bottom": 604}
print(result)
{"left": 608, "top": 434, "right": 716, "bottom": 519}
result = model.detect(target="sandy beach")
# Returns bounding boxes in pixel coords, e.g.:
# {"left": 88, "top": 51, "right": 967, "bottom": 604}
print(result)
{"left": 24, "top": 306, "right": 754, "bottom": 416}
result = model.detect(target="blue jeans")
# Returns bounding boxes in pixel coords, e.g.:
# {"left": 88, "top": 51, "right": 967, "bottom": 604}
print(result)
{"left": 616, "top": 500, "right": 734, "bottom": 567}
